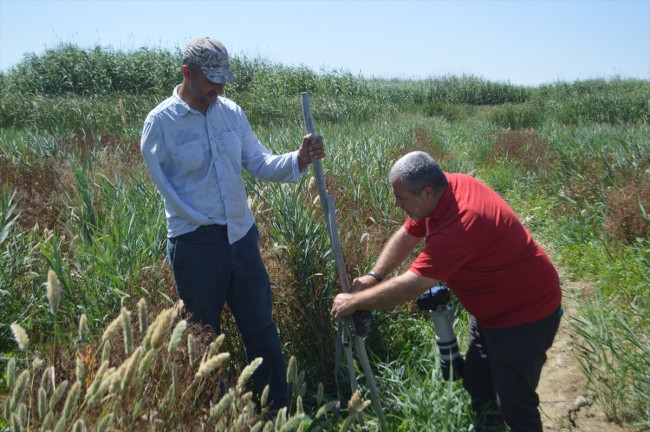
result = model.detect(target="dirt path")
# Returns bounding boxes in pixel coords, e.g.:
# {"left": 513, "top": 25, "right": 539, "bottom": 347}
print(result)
{"left": 538, "top": 279, "right": 632, "bottom": 431}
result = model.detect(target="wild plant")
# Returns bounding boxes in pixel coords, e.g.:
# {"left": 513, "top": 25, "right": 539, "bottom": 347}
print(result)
{"left": 1, "top": 281, "right": 366, "bottom": 431}
{"left": 572, "top": 294, "right": 650, "bottom": 427}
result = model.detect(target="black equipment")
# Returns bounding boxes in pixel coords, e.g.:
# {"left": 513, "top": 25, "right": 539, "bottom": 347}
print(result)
{"left": 416, "top": 285, "right": 464, "bottom": 381}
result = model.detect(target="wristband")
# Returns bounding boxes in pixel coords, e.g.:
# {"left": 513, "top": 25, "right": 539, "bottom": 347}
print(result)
{"left": 366, "top": 271, "right": 382, "bottom": 282}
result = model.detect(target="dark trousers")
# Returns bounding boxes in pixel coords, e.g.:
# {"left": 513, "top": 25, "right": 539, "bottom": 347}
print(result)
{"left": 462, "top": 308, "right": 562, "bottom": 431}
{"left": 167, "top": 224, "right": 287, "bottom": 404}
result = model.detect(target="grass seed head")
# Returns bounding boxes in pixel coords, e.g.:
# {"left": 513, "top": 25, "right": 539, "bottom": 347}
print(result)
{"left": 260, "top": 384, "right": 269, "bottom": 408}
{"left": 138, "top": 348, "right": 156, "bottom": 377}
{"left": 120, "top": 307, "right": 134, "bottom": 354}
{"left": 62, "top": 380, "right": 81, "bottom": 421}
{"left": 102, "top": 315, "right": 122, "bottom": 342}
{"left": 78, "top": 314, "right": 88, "bottom": 341}
{"left": 6, "top": 357, "right": 16, "bottom": 389}
{"left": 101, "top": 339, "right": 111, "bottom": 364}
{"left": 208, "top": 333, "right": 226, "bottom": 358}
{"left": 38, "top": 386, "right": 47, "bottom": 420}
{"left": 17, "top": 402, "right": 26, "bottom": 426}
{"left": 315, "top": 400, "right": 339, "bottom": 420}
{"left": 109, "top": 366, "right": 124, "bottom": 394}
{"left": 208, "top": 391, "right": 234, "bottom": 420}
{"left": 195, "top": 352, "right": 230, "bottom": 380}
{"left": 49, "top": 379, "right": 69, "bottom": 411}
{"left": 168, "top": 319, "right": 187, "bottom": 353}
{"left": 10, "top": 413, "right": 21, "bottom": 432}
{"left": 41, "top": 412, "right": 54, "bottom": 431}
{"left": 237, "top": 357, "right": 263, "bottom": 389}
{"left": 120, "top": 346, "right": 142, "bottom": 391}
{"left": 151, "top": 308, "right": 174, "bottom": 350}
{"left": 95, "top": 413, "right": 113, "bottom": 432}
{"left": 85, "top": 361, "right": 108, "bottom": 402}
{"left": 32, "top": 357, "right": 45, "bottom": 370}
{"left": 87, "top": 367, "right": 116, "bottom": 407}
{"left": 75, "top": 355, "right": 86, "bottom": 383}
{"left": 286, "top": 355, "right": 297, "bottom": 385}
{"left": 296, "top": 395, "right": 304, "bottom": 414}
{"left": 54, "top": 415, "right": 67, "bottom": 432}
{"left": 10, "top": 323, "right": 29, "bottom": 351}
{"left": 10, "top": 369, "right": 30, "bottom": 411}
{"left": 72, "top": 419, "right": 87, "bottom": 432}
{"left": 137, "top": 298, "right": 148, "bottom": 333}
{"left": 46, "top": 269, "right": 61, "bottom": 315}
{"left": 187, "top": 334, "right": 196, "bottom": 366}
{"left": 40, "top": 366, "right": 54, "bottom": 394}
{"left": 280, "top": 412, "right": 305, "bottom": 431}
{"left": 249, "top": 422, "right": 264, "bottom": 432}
{"left": 347, "top": 389, "right": 371, "bottom": 415}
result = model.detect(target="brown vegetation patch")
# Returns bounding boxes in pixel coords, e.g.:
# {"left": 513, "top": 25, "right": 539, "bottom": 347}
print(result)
{"left": 60, "top": 131, "right": 143, "bottom": 172}
{"left": 58, "top": 131, "right": 115, "bottom": 161}
{"left": 1, "top": 131, "right": 142, "bottom": 233}
{"left": 414, "top": 128, "right": 431, "bottom": 152}
{"left": 0, "top": 156, "right": 69, "bottom": 230}
{"left": 603, "top": 176, "right": 650, "bottom": 243}
{"left": 414, "top": 127, "right": 447, "bottom": 162}
{"left": 491, "top": 129, "right": 555, "bottom": 173}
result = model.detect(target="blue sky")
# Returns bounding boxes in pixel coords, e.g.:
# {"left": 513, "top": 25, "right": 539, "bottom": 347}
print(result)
{"left": 1, "top": 0, "right": 648, "bottom": 86}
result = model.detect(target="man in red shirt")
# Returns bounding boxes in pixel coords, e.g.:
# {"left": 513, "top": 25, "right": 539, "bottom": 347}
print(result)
{"left": 331, "top": 151, "right": 562, "bottom": 431}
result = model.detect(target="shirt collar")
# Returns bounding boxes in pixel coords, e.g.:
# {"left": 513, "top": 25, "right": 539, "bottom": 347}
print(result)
{"left": 429, "top": 173, "right": 452, "bottom": 222}
{"left": 171, "top": 85, "right": 220, "bottom": 116}
{"left": 170, "top": 85, "right": 192, "bottom": 116}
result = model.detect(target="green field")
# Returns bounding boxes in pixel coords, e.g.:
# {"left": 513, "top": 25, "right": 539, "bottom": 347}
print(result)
{"left": 1, "top": 43, "right": 648, "bottom": 431}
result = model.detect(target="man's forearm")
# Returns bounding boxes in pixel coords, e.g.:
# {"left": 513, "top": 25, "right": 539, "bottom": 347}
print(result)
{"left": 371, "top": 226, "right": 422, "bottom": 279}
{"left": 332, "top": 270, "right": 438, "bottom": 320}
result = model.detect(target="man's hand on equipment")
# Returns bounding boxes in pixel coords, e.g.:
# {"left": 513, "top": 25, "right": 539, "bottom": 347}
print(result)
{"left": 331, "top": 292, "right": 356, "bottom": 321}
{"left": 331, "top": 292, "right": 374, "bottom": 335}
{"left": 298, "top": 133, "right": 325, "bottom": 170}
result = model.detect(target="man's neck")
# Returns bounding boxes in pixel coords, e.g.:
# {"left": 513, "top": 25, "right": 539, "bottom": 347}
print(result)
{"left": 177, "top": 83, "right": 208, "bottom": 115}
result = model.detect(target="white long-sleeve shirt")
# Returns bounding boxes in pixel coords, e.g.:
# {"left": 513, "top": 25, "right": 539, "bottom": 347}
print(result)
{"left": 140, "top": 86, "right": 302, "bottom": 243}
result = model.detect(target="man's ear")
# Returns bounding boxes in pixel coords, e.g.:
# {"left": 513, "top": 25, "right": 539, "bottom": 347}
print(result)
{"left": 181, "top": 64, "right": 192, "bottom": 79}
{"left": 421, "top": 185, "right": 436, "bottom": 199}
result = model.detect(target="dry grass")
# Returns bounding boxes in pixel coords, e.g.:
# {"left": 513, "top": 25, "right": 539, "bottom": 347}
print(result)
{"left": 603, "top": 176, "right": 650, "bottom": 243}
{"left": 490, "top": 129, "right": 555, "bottom": 174}
{"left": 0, "top": 157, "right": 67, "bottom": 230}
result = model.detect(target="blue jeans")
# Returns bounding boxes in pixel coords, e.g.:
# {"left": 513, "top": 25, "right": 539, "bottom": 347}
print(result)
{"left": 167, "top": 224, "right": 287, "bottom": 404}
{"left": 462, "top": 307, "right": 562, "bottom": 432}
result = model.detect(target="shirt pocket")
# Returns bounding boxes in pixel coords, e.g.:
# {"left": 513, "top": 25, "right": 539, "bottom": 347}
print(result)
{"left": 171, "top": 140, "right": 204, "bottom": 173}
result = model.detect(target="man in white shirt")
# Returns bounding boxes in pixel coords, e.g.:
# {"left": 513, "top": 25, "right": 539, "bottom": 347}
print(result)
{"left": 140, "top": 37, "right": 325, "bottom": 412}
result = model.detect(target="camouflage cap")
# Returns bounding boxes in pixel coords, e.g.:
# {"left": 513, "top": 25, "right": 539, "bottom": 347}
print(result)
{"left": 182, "top": 37, "right": 236, "bottom": 84}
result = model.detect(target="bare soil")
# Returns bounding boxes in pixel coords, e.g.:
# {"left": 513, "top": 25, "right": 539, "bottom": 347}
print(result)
{"left": 538, "top": 279, "right": 633, "bottom": 431}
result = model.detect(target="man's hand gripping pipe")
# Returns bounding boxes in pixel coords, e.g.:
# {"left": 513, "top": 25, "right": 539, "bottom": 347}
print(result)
{"left": 301, "top": 92, "right": 388, "bottom": 432}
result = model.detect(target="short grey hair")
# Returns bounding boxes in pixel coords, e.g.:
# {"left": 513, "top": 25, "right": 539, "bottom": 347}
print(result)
{"left": 389, "top": 151, "right": 448, "bottom": 196}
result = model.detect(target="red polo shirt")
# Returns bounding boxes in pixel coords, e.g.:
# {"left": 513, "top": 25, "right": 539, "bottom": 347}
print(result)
{"left": 405, "top": 173, "right": 561, "bottom": 328}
